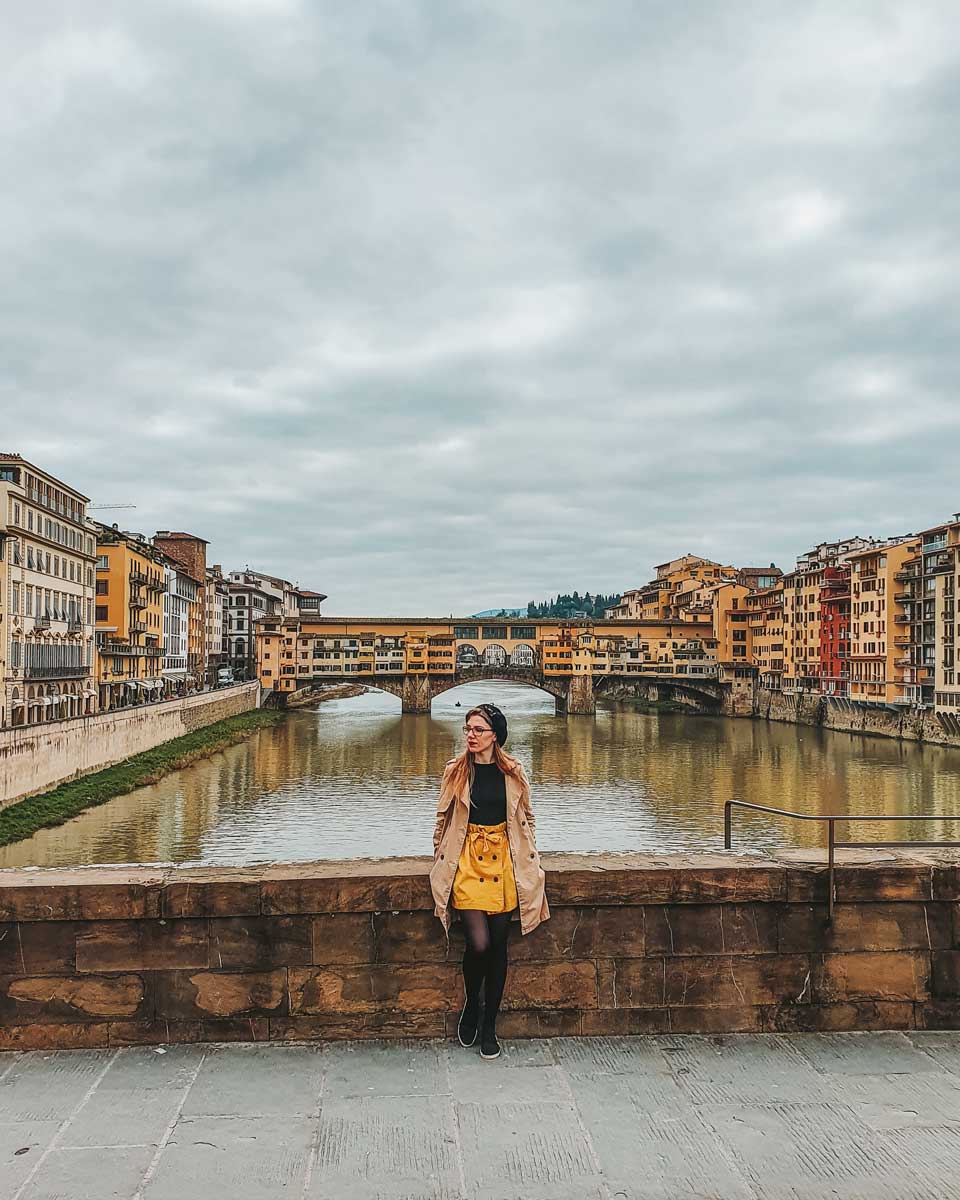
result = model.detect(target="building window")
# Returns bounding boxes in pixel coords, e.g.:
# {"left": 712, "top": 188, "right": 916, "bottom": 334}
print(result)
{"left": 95, "top": 606, "right": 108, "bottom": 621}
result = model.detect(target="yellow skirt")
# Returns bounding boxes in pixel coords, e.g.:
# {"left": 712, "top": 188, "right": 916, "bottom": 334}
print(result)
{"left": 452, "top": 822, "right": 518, "bottom": 915}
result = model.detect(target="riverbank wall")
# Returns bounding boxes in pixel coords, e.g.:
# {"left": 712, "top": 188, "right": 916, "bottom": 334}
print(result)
{"left": 0, "top": 682, "right": 261, "bottom": 807}
{"left": 749, "top": 688, "right": 960, "bottom": 747}
{"left": 0, "top": 851, "right": 954, "bottom": 1049}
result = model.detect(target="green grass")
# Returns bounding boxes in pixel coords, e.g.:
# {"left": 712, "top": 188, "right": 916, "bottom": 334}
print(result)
{"left": 0, "top": 708, "right": 285, "bottom": 847}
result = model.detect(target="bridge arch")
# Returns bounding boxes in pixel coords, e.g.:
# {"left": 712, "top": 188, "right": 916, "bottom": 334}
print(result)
{"left": 509, "top": 643, "right": 536, "bottom": 668}
{"left": 481, "top": 644, "right": 508, "bottom": 668}
{"left": 456, "top": 644, "right": 479, "bottom": 669}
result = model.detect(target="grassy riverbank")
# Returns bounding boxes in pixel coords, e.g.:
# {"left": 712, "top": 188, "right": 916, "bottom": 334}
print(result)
{"left": 0, "top": 708, "right": 285, "bottom": 847}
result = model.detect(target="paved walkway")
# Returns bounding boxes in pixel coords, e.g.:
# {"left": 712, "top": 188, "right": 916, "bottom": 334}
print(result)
{"left": 0, "top": 1032, "right": 958, "bottom": 1198}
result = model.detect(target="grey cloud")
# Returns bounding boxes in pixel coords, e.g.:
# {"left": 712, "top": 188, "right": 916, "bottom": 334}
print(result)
{"left": 3, "top": 1, "right": 960, "bottom": 612}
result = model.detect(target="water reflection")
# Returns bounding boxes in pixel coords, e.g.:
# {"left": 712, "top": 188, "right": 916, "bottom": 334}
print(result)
{"left": 2, "top": 682, "right": 959, "bottom": 868}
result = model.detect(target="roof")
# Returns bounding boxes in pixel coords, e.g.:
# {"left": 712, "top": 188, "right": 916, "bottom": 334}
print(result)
{"left": 0, "top": 452, "right": 91, "bottom": 503}
{"left": 297, "top": 590, "right": 328, "bottom": 599}
{"left": 154, "top": 531, "right": 210, "bottom": 545}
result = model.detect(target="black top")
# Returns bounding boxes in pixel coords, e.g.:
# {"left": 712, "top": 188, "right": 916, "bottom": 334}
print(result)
{"left": 469, "top": 762, "right": 507, "bottom": 825}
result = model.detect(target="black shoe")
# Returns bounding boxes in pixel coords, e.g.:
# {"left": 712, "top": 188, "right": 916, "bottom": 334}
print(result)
{"left": 457, "top": 1000, "right": 480, "bottom": 1048}
{"left": 480, "top": 1027, "right": 501, "bottom": 1060}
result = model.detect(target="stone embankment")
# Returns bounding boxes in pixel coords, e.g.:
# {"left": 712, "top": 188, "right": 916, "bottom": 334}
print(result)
{"left": 0, "top": 850, "right": 955, "bottom": 1050}
{"left": 0, "top": 682, "right": 261, "bottom": 807}
{"left": 752, "top": 687, "right": 960, "bottom": 747}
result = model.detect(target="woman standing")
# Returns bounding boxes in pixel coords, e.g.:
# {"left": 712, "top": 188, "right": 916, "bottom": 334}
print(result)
{"left": 430, "top": 703, "right": 549, "bottom": 1060}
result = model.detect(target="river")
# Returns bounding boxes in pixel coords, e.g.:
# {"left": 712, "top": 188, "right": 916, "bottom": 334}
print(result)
{"left": 2, "top": 682, "right": 959, "bottom": 868}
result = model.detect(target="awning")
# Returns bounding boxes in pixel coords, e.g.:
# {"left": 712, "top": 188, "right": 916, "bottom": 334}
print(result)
{"left": 161, "top": 670, "right": 188, "bottom": 681}
{"left": 41, "top": 696, "right": 54, "bottom": 707}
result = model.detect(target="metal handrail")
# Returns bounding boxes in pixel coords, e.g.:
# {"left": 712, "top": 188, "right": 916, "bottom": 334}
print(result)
{"left": 724, "top": 800, "right": 960, "bottom": 921}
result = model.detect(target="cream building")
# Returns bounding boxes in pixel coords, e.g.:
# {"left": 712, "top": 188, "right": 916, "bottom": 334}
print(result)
{"left": 847, "top": 537, "right": 920, "bottom": 705}
{"left": 0, "top": 453, "right": 97, "bottom": 727}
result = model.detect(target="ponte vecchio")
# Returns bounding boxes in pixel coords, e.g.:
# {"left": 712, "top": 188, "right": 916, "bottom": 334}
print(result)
{"left": 256, "top": 616, "right": 729, "bottom": 714}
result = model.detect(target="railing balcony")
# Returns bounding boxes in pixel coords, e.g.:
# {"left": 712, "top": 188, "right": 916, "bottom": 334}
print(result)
{"left": 894, "top": 636, "right": 912, "bottom": 647}
{"left": 129, "top": 570, "right": 149, "bottom": 586}
{"left": 892, "top": 612, "right": 912, "bottom": 624}
{"left": 23, "top": 664, "right": 90, "bottom": 680}
{"left": 67, "top": 619, "right": 83, "bottom": 633}
{"left": 129, "top": 593, "right": 147, "bottom": 610}
{"left": 131, "top": 621, "right": 147, "bottom": 634}
{"left": 35, "top": 615, "right": 51, "bottom": 629}
{"left": 894, "top": 570, "right": 918, "bottom": 582}
{"left": 893, "top": 592, "right": 915, "bottom": 602}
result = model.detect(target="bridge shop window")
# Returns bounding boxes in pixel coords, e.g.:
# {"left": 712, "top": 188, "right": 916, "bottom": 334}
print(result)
{"left": 482, "top": 625, "right": 507, "bottom": 640}
{"left": 454, "top": 625, "right": 478, "bottom": 639}
{"left": 510, "top": 626, "right": 535, "bottom": 640}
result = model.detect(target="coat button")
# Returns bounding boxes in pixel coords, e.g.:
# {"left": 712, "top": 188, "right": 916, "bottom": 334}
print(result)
{"left": 521, "top": 820, "right": 526, "bottom": 826}
{"left": 530, "top": 853, "right": 535, "bottom": 859}
{"left": 494, "top": 876, "right": 499, "bottom": 882}
{"left": 492, "top": 854, "right": 497, "bottom": 860}
{"left": 440, "top": 854, "right": 444, "bottom": 860}
{"left": 478, "top": 855, "right": 483, "bottom": 861}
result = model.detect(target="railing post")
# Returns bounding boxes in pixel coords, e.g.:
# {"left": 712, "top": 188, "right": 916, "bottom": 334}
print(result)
{"left": 724, "top": 801, "right": 733, "bottom": 850}
{"left": 827, "top": 818, "right": 835, "bottom": 924}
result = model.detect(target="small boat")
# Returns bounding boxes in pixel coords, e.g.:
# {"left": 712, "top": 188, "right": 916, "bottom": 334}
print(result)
{"left": 455, "top": 701, "right": 462, "bottom": 707}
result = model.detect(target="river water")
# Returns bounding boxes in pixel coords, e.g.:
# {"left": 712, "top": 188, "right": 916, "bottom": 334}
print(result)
{"left": 3, "top": 682, "right": 960, "bottom": 868}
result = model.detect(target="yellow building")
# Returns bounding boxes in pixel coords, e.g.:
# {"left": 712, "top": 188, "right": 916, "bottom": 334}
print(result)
{"left": 94, "top": 526, "right": 166, "bottom": 710}
{"left": 711, "top": 583, "right": 753, "bottom": 670}
{"left": 847, "top": 537, "right": 920, "bottom": 705}
{"left": 744, "top": 584, "right": 785, "bottom": 689}
{"left": 923, "top": 518, "right": 960, "bottom": 715}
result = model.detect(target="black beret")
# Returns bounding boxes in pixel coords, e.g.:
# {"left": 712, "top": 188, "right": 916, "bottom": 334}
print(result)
{"left": 478, "top": 703, "right": 508, "bottom": 746}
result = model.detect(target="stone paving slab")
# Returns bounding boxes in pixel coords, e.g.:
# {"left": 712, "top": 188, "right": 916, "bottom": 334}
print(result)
{"left": 0, "top": 1032, "right": 958, "bottom": 1199}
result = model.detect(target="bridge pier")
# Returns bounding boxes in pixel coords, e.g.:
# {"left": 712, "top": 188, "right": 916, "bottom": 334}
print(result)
{"left": 401, "top": 674, "right": 433, "bottom": 714}
{"left": 565, "top": 673, "right": 595, "bottom": 715}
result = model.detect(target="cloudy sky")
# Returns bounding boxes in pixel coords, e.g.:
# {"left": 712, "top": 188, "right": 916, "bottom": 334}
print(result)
{"left": 3, "top": 2, "right": 959, "bottom": 613}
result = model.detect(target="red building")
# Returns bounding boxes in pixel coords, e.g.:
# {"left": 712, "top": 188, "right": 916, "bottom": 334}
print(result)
{"left": 820, "top": 566, "right": 851, "bottom": 697}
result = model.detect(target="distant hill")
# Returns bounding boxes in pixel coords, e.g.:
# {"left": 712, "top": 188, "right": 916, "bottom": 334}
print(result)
{"left": 469, "top": 607, "right": 528, "bottom": 618}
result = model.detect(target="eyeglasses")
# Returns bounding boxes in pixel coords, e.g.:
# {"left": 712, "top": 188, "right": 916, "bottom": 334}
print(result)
{"left": 463, "top": 724, "right": 493, "bottom": 735}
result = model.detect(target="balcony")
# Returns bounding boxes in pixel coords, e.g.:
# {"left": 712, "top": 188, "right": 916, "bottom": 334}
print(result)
{"left": 129, "top": 570, "right": 149, "bottom": 586}
{"left": 131, "top": 621, "right": 147, "bottom": 634}
{"left": 35, "top": 615, "right": 51, "bottom": 629}
{"left": 894, "top": 636, "right": 912, "bottom": 647}
{"left": 893, "top": 592, "right": 915, "bottom": 603}
{"left": 67, "top": 618, "right": 83, "bottom": 633}
{"left": 24, "top": 664, "right": 91, "bottom": 680}
{"left": 894, "top": 570, "right": 918, "bottom": 583}
{"left": 129, "top": 594, "right": 147, "bottom": 610}
{"left": 892, "top": 612, "right": 912, "bottom": 624}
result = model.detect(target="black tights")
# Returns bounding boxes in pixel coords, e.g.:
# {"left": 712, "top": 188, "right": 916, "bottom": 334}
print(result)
{"left": 459, "top": 909, "right": 513, "bottom": 1033}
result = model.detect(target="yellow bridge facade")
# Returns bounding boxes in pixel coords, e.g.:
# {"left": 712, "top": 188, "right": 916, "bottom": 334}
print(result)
{"left": 256, "top": 616, "right": 728, "bottom": 714}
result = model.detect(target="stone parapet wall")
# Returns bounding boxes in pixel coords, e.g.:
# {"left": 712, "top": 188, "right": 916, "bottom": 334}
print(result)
{"left": 0, "top": 852, "right": 955, "bottom": 1050}
{"left": 0, "top": 682, "right": 260, "bottom": 806}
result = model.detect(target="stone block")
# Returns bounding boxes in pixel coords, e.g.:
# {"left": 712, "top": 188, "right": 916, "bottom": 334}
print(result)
{"left": 832, "top": 865, "right": 932, "bottom": 903}
{"left": 503, "top": 961, "right": 598, "bottom": 1011}
{"left": 815, "top": 951, "right": 930, "bottom": 1002}
{"left": 270, "top": 1012, "right": 446, "bottom": 1041}
{"left": 580, "top": 1008, "right": 671, "bottom": 1036}
{"left": 675, "top": 867, "right": 786, "bottom": 904}
{"left": 288, "top": 964, "right": 460, "bottom": 1015}
{"left": 108, "top": 1020, "right": 203, "bottom": 1046}
{"left": 645, "top": 904, "right": 778, "bottom": 956}
{"left": 0, "top": 973, "right": 147, "bottom": 1023}
{"left": 369, "top": 911, "right": 446, "bottom": 963}
{"left": 510, "top": 907, "right": 646, "bottom": 962}
{"left": 611, "top": 954, "right": 812, "bottom": 1008}
{"left": 208, "top": 917, "right": 312, "bottom": 968}
{"left": 0, "top": 881, "right": 161, "bottom": 922}
{"left": 932, "top": 951, "right": 960, "bottom": 998}
{"left": 786, "top": 868, "right": 829, "bottom": 904}
{"left": 76, "top": 920, "right": 208, "bottom": 973}
{"left": 0, "top": 1021, "right": 110, "bottom": 1050}
{"left": 932, "top": 866, "right": 960, "bottom": 901}
{"left": 0, "top": 921, "right": 78, "bottom": 975}
{"left": 162, "top": 880, "right": 261, "bottom": 918}
{"left": 493, "top": 1009, "right": 583, "bottom": 1038}
{"left": 915, "top": 1000, "right": 960, "bottom": 1029}
{"left": 154, "top": 969, "right": 287, "bottom": 1019}
{"left": 261, "top": 873, "right": 432, "bottom": 916}
{"left": 780, "top": 904, "right": 951, "bottom": 953}
{"left": 668, "top": 1005, "right": 764, "bottom": 1033}
{"left": 764, "top": 1001, "right": 916, "bottom": 1032}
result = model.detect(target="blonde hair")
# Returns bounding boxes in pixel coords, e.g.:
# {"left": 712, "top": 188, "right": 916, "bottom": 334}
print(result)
{"left": 446, "top": 705, "right": 521, "bottom": 798}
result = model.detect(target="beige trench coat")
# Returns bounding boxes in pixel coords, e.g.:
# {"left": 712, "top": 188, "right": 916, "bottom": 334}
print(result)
{"left": 430, "top": 758, "right": 550, "bottom": 936}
